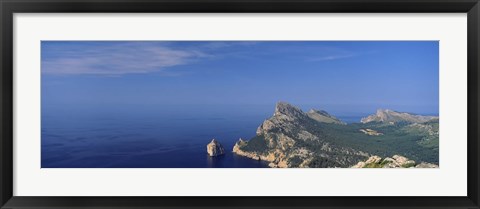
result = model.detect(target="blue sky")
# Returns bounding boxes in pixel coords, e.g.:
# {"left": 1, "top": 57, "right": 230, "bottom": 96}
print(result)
{"left": 41, "top": 41, "right": 439, "bottom": 115}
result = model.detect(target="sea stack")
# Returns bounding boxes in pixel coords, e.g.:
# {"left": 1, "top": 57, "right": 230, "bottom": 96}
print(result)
{"left": 206, "top": 139, "right": 225, "bottom": 157}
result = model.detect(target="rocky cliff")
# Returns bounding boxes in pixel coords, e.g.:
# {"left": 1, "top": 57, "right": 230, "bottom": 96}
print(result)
{"left": 207, "top": 139, "right": 225, "bottom": 157}
{"left": 233, "top": 102, "right": 369, "bottom": 168}
{"left": 352, "top": 155, "right": 439, "bottom": 168}
{"left": 307, "top": 109, "right": 345, "bottom": 125}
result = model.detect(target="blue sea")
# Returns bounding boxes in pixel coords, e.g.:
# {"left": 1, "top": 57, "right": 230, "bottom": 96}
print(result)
{"left": 41, "top": 104, "right": 364, "bottom": 168}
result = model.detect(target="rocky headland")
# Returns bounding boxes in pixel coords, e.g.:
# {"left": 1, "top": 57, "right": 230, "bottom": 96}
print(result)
{"left": 231, "top": 102, "right": 439, "bottom": 168}
{"left": 352, "top": 155, "right": 439, "bottom": 168}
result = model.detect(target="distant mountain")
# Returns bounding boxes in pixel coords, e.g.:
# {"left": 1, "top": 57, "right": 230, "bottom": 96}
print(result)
{"left": 232, "top": 102, "right": 439, "bottom": 168}
{"left": 361, "top": 109, "right": 438, "bottom": 124}
{"left": 352, "top": 155, "right": 438, "bottom": 168}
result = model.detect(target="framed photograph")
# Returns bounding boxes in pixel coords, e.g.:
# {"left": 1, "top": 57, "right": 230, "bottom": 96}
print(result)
{"left": 1, "top": 0, "right": 479, "bottom": 208}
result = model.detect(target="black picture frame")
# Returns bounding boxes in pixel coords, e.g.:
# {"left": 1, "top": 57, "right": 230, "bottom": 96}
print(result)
{"left": 1, "top": 0, "right": 479, "bottom": 208}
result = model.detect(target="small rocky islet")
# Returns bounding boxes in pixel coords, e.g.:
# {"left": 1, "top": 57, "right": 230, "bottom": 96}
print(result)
{"left": 207, "top": 101, "right": 439, "bottom": 168}
{"left": 206, "top": 139, "right": 225, "bottom": 157}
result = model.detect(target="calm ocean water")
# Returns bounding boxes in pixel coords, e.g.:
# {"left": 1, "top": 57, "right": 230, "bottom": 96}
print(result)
{"left": 41, "top": 104, "right": 364, "bottom": 168}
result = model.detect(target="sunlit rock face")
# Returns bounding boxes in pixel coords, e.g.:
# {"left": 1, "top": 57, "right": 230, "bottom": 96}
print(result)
{"left": 206, "top": 139, "right": 225, "bottom": 157}
{"left": 234, "top": 102, "right": 368, "bottom": 168}
{"left": 351, "top": 155, "right": 438, "bottom": 168}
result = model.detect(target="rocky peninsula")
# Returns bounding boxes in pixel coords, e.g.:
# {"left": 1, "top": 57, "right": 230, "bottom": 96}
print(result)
{"left": 231, "top": 102, "right": 439, "bottom": 168}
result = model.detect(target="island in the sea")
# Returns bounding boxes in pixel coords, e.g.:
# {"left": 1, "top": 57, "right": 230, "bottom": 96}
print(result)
{"left": 216, "top": 101, "right": 439, "bottom": 168}
{"left": 206, "top": 139, "right": 225, "bottom": 157}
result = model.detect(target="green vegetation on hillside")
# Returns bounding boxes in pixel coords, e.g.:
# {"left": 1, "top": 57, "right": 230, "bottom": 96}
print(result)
{"left": 241, "top": 117, "right": 439, "bottom": 165}
{"left": 304, "top": 121, "right": 439, "bottom": 164}
{"left": 240, "top": 135, "right": 268, "bottom": 154}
